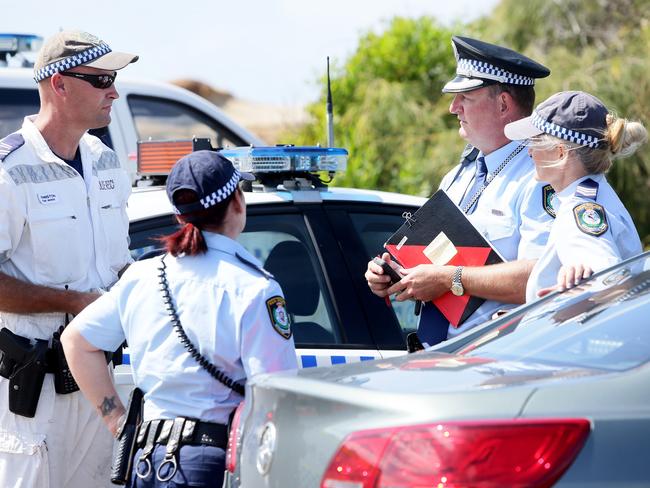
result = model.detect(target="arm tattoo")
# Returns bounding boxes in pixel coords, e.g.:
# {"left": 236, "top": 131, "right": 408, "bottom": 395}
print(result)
{"left": 98, "top": 396, "right": 118, "bottom": 417}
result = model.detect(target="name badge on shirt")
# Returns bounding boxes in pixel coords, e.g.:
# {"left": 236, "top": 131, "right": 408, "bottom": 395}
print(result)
{"left": 37, "top": 193, "right": 58, "bottom": 205}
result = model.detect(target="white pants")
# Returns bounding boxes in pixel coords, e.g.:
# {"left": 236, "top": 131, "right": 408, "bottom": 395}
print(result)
{"left": 0, "top": 374, "right": 114, "bottom": 488}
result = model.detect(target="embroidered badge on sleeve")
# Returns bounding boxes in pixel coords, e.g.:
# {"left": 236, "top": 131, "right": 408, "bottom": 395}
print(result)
{"left": 266, "top": 296, "right": 292, "bottom": 339}
{"left": 542, "top": 184, "right": 556, "bottom": 218}
{"left": 573, "top": 202, "right": 608, "bottom": 236}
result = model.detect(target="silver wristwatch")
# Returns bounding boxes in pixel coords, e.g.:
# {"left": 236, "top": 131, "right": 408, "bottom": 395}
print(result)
{"left": 450, "top": 266, "right": 464, "bottom": 296}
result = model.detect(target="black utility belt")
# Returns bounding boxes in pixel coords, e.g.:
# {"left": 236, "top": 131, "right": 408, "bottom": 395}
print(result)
{"left": 134, "top": 417, "right": 228, "bottom": 482}
{"left": 137, "top": 417, "right": 228, "bottom": 449}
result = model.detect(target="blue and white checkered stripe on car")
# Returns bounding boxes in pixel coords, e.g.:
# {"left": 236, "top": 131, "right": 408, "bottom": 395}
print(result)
{"left": 34, "top": 42, "right": 112, "bottom": 82}
{"left": 532, "top": 111, "right": 602, "bottom": 148}
{"left": 300, "top": 354, "right": 376, "bottom": 368}
{"left": 200, "top": 170, "right": 240, "bottom": 208}
{"left": 120, "top": 351, "right": 378, "bottom": 368}
{"left": 457, "top": 58, "right": 535, "bottom": 86}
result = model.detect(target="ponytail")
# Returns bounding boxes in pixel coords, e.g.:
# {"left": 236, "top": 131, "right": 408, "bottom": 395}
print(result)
{"left": 606, "top": 114, "right": 648, "bottom": 160}
{"left": 162, "top": 222, "right": 207, "bottom": 257}
{"left": 159, "top": 188, "right": 238, "bottom": 257}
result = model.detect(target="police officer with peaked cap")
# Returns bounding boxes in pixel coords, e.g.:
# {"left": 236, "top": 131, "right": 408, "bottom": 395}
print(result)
{"left": 62, "top": 150, "right": 298, "bottom": 487}
{"left": 0, "top": 30, "right": 136, "bottom": 487}
{"left": 366, "top": 35, "right": 555, "bottom": 345}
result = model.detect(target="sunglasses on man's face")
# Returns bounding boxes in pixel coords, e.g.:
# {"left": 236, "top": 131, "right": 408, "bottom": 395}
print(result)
{"left": 59, "top": 71, "right": 117, "bottom": 89}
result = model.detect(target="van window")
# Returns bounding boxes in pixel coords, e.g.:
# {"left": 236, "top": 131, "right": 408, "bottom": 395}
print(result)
{"left": 127, "top": 95, "right": 246, "bottom": 148}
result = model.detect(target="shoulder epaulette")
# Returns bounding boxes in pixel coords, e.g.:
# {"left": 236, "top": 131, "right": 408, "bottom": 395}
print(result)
{"left": 236, "top": 253, "right": 275, "bottom": 280}
{"left": 576, "top": 178, "right": 599, "bottom": 200}
{"left": 0, "top": 133, "right": 25, "bottom": 163}
{"left": 459, "top": 144, "right": 479, "bottom": 165}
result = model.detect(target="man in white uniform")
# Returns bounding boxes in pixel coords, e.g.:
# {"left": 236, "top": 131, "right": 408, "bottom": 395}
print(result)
{"left": 0, "top": 30, "right": 137, "bottom": 487}
{"left": 366, "top": 36, "right": 555, "bottom": 345}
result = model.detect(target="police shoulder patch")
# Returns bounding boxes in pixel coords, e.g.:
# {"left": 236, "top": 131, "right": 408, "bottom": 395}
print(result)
{"left": 0, "top": 133, "right": 25, "bottom": 163}
{"left": 266, "top": 296, "right": 291, "bottom": 339}
{"left": 573, "top": 202, "right": 608, "bottom": 236}
{"left": 542, "top": 184, "right": 556, "bottom": 218}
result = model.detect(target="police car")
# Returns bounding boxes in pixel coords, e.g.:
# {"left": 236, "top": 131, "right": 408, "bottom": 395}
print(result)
{"left": 0, "top": 34, "right": 264, "bottom": 186}
{"left": 113, "top": 143, "right": 425, "bottom": 395}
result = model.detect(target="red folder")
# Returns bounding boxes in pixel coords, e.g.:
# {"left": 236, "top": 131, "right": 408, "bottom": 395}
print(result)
{"left": 384, "top": 190, "right": 503, "bottom": 327}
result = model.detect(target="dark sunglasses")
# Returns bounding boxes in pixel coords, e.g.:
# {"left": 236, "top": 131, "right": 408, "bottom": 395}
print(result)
{"left": 59, "top": 71, "right": 116, "bottom": 89}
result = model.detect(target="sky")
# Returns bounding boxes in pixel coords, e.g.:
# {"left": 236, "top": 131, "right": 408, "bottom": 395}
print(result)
{"left": 4, "top": 0, "right": 499, "bottom": 106}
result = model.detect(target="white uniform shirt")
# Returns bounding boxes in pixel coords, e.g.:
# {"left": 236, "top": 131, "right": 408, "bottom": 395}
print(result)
{"left": 439, "top": 141, "right": 554, "bottom": 336}
{"left": 0, "top": 116, "right": 132, "bottom": 488}
{"left": 72, "top": 232, "right": 298, "bottom": 424}
{"left": 526, "top": 174, "right": 642, "bottom": 301}
{"left": 0, "top": 115, "right": 132, "bottom": 339}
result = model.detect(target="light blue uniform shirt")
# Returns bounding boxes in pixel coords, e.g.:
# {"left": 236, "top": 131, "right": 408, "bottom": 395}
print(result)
{"left": 526, "top": 174, "right": 642, "bottom": 301}
{"left": 439, "top": 141, "right": 554, "bottom": 336}
{"left": 71, "top": 232, "right": 298, "bottom": 424}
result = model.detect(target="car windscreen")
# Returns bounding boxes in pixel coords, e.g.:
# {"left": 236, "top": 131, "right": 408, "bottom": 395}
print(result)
{"left": 458, "top": 254, "right": 650, "bottom": 372}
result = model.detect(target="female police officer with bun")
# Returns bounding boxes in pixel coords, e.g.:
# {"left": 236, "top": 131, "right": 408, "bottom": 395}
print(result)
{"left": 62, "top": 150, "right": 297, "bottom": 487}
{"left": 504, "top": 91, "right": 647, "bottom": 300}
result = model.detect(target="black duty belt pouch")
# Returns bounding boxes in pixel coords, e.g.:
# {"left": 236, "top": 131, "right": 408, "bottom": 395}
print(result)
{"left": 0, "top": 327, "right": 49, "bottom": 418}
{"left": 51, "top": 326, "right": 80, "bottom": 394}
{"left": 111, "top": 387, "right": 144, "bottom": 485}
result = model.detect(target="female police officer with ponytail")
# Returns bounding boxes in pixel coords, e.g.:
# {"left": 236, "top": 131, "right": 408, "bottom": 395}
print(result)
{"left": 62, "top": 150, "right": 297, "bottom": 487}
{"left": 504, "top": 91, "right": 647, "bottom": 300}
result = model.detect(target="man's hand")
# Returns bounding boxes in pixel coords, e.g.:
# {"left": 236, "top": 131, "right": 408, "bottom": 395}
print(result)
{"left": 365, "top": 253, "right": 401, "bottom": 298}
{"left": 393, "top": 264, "right": 455, "bottom": 302}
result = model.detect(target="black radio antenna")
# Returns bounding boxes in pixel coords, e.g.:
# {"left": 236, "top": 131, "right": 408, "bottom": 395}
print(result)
{"left": 326, "top": 56, "right": 334, "bottom": 147}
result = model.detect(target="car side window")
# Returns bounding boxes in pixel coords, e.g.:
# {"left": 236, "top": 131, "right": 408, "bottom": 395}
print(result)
{"left": 129, "top": 212, "right": 341, "bottom": 346}
{"left": 127, "top": 95, "right": 245, "bottom": 148}
{"left": 239, "top": 213, "right": 341, "bottom": 347}
{"left": 348, "top": 212, "right": 420, "bottom": 339}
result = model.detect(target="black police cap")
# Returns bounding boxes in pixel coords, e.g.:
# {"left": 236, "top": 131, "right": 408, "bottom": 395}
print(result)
{"left": 443, "top": 36, "right": 550, "bottom": 93}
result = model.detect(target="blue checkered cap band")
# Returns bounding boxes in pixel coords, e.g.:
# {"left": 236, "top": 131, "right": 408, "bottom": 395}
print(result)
{"left": 457, "top": 58, "right": 535, "bottom": 86}
{"left": 532, "top": 112, "right": 602, "bottom": 148}
{"left": 200, "top": 169, "right": 240, "bottom": 208}
{"left": 34, "top": 42, "right": 112, "bottom": 82}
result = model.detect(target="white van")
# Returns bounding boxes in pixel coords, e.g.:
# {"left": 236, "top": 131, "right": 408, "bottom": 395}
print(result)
{"left": 0, "top": 67, "right": 264, "bottom": 184}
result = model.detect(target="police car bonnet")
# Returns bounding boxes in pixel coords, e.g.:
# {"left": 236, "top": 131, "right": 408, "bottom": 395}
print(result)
{"left": 33, "top": 30, "right": 138, "bottom": 82}
{"left": 442, "top": 36, "right": 550, "bottom": 93}
{"left": 166, "top": 150, "right": 255, "bottom": 215}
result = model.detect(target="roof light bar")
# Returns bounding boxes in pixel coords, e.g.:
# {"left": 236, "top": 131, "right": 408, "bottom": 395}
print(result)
{"left": 219, "top": 146, "right": 348, "bottom": 173}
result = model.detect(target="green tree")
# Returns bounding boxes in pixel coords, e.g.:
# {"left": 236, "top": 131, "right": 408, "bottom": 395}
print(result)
{"left": 288, "top": 1, "right": 650, "bottom": 243}
{"left": 291, "top": 17, "right": 462, "bottom": 195}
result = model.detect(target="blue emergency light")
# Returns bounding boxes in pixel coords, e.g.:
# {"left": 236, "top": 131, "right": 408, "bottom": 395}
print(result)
{"left": 0, "top": 34, "right": 43, "bottom": 66}
{"left": 219, "top": 146, "right": 348, "bottom": 173}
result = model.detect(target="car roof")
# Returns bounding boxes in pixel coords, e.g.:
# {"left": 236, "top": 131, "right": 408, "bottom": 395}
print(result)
{"left": 127, "top": 185, "right": 426, "bottom": 222}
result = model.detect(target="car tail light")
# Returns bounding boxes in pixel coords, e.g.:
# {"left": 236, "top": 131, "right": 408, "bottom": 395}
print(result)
{"left": 321, "top": 418, "right": 589, "bottom": 488}
{"left": 226, "top": 401, "right": 246, "bottom": 473}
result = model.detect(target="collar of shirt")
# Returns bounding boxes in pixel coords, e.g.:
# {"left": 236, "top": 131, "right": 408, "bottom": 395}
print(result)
{"left": 22, "top": 115, "right": 91, "bottom": 166}
{"left": 203, "top": 231, "right": 261, "bottom": 265}
{"left": 480, "top": 140, "right": 522, "bottom": 174}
